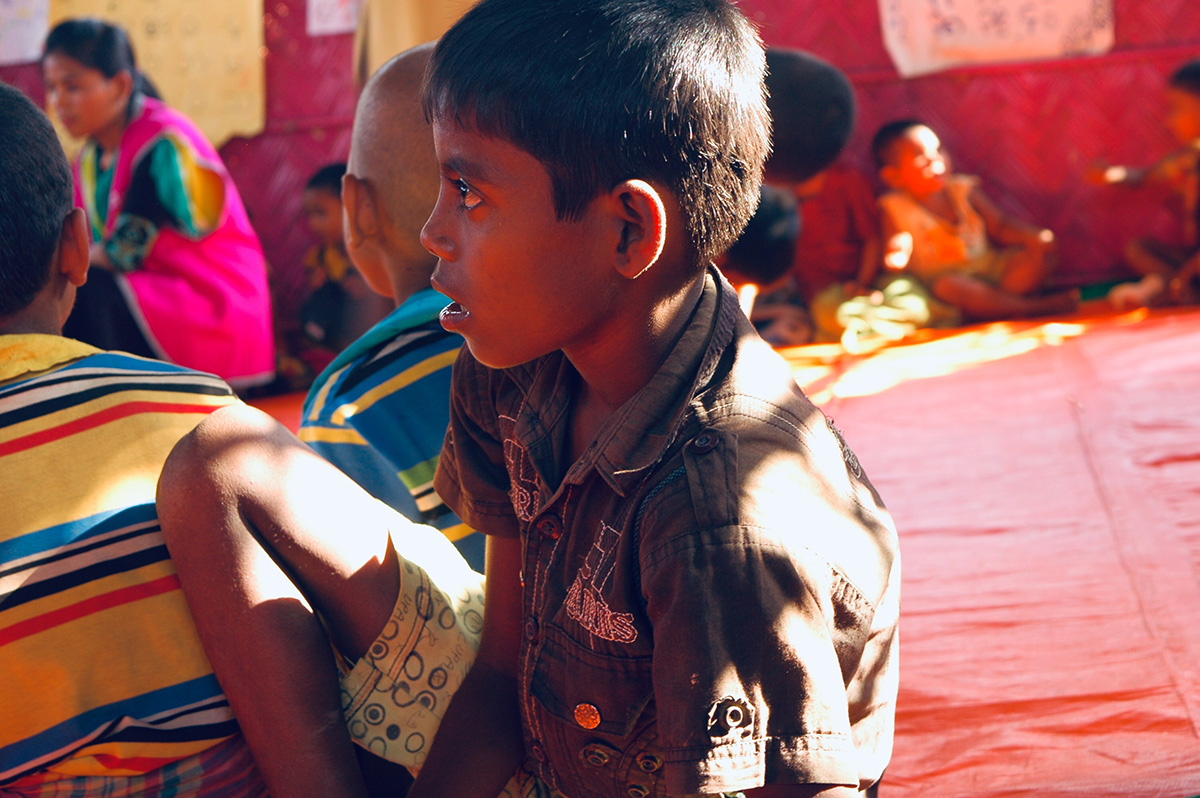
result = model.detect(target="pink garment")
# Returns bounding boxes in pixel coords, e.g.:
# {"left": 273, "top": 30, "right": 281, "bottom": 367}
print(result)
{"left": 73, "top": 98, "right": 274, "bottom": 385}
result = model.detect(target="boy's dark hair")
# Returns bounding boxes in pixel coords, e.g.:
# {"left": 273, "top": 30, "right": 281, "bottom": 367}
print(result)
{"left": 871, "top": 118, "right": 926, "bottom": 169}
{"left": 305, "top": 162, "right": 348, "bottom": 197}
{"left": 43, "top": 18, "right": 161, "bottom": 107}
{"left": 423, "top": 0, "right": 771, "bottom": 267}
{"left": 0, "top": 83, "right": 74, "bottom": 317}
{"left": 1169, "top": 59, "right": 1200, "bottom": 98}
{"left": 763, "top": 48, "right": 855, "bottom": 184}
{"left": 722, "top": 185, "right": 799, "bottom": 286}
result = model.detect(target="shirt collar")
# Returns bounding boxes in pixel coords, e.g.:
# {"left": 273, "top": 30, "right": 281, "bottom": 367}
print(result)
{"left": 0, "top": 335, "right": 99, "bottom": 384}
{"left": 564, "top": 266, "right": 739, "bottom": 496}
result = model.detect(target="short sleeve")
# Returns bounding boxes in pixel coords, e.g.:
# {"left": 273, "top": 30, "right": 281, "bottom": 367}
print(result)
{"left": 843, "top": 168, "right": 880, "bottom": 241}
{"left": 640, "top": 524, "right": 866, "bottom": 793}
{"left": 433, "top": 346, "right": 522, "bottom": 538}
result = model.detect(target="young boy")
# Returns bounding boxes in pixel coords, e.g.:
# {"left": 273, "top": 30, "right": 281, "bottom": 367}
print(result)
{"left": 158, "top": 2, "right": 899, "bottom": 797}
{"left": 1098, "top": 59, "right": 1200, "bottom": 307}
{"left": 0, "top": 83, "right": 264, "bottom": 794}
{"left": 873, "top": 119, "right": 1078, "bottom": 322}
{"left": 298, "top": 42, "right": 484, "bottom": 572}
{"left": 415, "top": 1, "right": 897, "bottom": 796}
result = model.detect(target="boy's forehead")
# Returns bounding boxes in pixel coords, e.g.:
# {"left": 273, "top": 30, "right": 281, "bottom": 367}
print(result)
{"left": 431, "top": 117, "right": 546, "bottom": 186}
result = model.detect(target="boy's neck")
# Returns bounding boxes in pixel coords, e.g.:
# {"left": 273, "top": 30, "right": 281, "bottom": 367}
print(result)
{"left": 563, "top": 270, "right": 705, "bottom": 460}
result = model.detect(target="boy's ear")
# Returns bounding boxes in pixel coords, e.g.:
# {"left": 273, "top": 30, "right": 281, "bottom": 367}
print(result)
{"left": 342, "top": 172, "right": 380, "bottom": 249}
{"left": 59, "top": 208, "right": 90, "bottom": 287}
{"left": 607, "top": 179, "right": 667, "bottom": 279}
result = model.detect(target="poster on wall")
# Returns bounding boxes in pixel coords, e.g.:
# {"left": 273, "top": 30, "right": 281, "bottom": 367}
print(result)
{"left": 879, "top": 0, "right": 1114, "bottom": 77}
{"left": 308, "top": 0, "right": 362, "bottom": 36}
{"left": 0, "top": 0, "right": 49, "bottom": 66}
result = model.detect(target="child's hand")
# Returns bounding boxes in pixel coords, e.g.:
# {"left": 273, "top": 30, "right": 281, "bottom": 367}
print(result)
{"left": 882, "top": 232, "right": 913, "bottom": 271}
{"left": 1025, "top": 228, "right": 1056, "bottom": 254}
{"left": 1084, "top": 159, "right": 1129, "bottom": 186}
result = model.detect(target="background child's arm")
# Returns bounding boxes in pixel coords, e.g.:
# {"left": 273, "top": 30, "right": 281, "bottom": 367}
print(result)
{"left": 879, "top": 209, "right": 913, "bottom": 272}
{"left": 850, "top": 234, "right": 883, "bottom": 292}
{"left": 408, "top": 535, "right": 526, "bottom": 798}
{"left": 970, "top": 187, "right": 1055, "bottom": 252}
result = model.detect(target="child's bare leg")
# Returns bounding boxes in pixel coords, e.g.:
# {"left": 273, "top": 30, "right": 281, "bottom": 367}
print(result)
{"left": 998, "top": 246, "right": 1049, "bottom": 295}
{"left": 157, "top": 403, "right": 405, "bottom": 798}
{"left": 1125, "top": 238, "right": 1178, "bottom": 279}
{"left": 933, "top": 273, "right": 1077, "bottom": 322}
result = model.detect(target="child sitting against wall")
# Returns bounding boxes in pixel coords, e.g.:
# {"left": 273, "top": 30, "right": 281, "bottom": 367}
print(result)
{"left": 293, "top": 162, "right": 391, "bottom": 378}
{"left": 873, "top": 119, "right": 1078, "bottom": 322}
{"left": 1096, "top": 59, "right": 1200, "bottom": 308}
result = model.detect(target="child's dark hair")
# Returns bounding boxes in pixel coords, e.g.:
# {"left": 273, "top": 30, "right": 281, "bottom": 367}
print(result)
{"left": 42, "top": 18, "right": 161, "bottom": 111}
{"left": 1169, "top": 59, "right": 1200, "bottom": 98}
{"left": 764, "top": 48, "right": 856, "bottom": 184}
{"left": 871, "top": 118, "right": 926, "bottom": 169}
{"left": 305, "top": 163, "right": 347, "bottom": 197}
{"left": 722, "top": 185, "right": 799, "bottom": 286}
{"left": 0, "top": 83, "right": 74, "bottom": 317}
{"left": 423, "top": 0, "right": 771, "bottom": 267}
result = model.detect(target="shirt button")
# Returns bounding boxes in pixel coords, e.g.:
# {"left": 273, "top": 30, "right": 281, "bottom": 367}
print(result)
{"left": 635, "top": 752, "right": 663, "bottom": 773}
{"left": 530, "top": 741, "right": 546, "bottom": 762}
{"left": 524, "top": 617, "right": 539, "bottom": 642}
{"left": 535, "top": 514, "right": 563, "bottom": 539}
{"left": 573, "top": 702, "right": 601, "bottom": 729}
{"left": 687, "top": 428, "right": 719, "bottom": 454}
{"left": 580, "top": 742, "right": 613, "bottom": 768}
{"left": 627, "top": 784, "right": 651, "bottom": 798}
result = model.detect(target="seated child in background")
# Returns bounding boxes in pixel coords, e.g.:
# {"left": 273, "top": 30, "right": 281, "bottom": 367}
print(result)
{"left": 1096, "top": 59, "right": 1200, "bottom": 308}
{"left": 0, "top": 82, "right": 265, "bottom": 796}
{"left": 718, "top": 184, "right": 813, "bottom": 347}
{"left": 873, "top": 119, "right": 1078, "bottom": 322}
{"left": 156, "top": 2, "right": 899, "bottom": 797}
{"left": 295, "top": 162, "right": 392, "bottom": 376}
{"left": 792, "top": 162, "right": 884, "bottom": 341}
{"left": 299, "top": 42, "right": 485, "bottom": 573}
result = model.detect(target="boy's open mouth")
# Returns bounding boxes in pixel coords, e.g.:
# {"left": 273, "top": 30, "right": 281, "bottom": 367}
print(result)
{"left": 440, "top": 301, "right": 471, "bottom": 331}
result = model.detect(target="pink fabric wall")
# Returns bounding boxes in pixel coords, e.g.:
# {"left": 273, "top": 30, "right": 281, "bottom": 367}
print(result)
{"left": 6, "top": 0, "right": 1200, "bottom": 307}
{"left": 749, "top": 0, "right": 1200, "bottom": 286}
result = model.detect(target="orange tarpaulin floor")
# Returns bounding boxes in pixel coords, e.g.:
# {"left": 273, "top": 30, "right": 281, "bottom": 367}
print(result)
{"left": 249, "top": 305, "right": 1200, "bottom": 796}
{"left": 781, "top": 306, "right": 1200, "bottom": 797}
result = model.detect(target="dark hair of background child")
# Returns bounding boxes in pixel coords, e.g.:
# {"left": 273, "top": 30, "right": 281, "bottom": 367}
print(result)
{"left": 305, "top": 162, "right": 348, "bottom": 198}
{"left": 871, "top": 118, "right": 927, "bottom": 169}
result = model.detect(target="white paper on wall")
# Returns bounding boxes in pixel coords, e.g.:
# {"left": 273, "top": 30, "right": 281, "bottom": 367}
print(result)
{"left": 307, "top": 0, "right": 362, "bottom": 36}
{"left": 879, "top": 0, "right": 1114, "bottom": 77}
{"left": 0, "top": 0, "right": 49, "bottom": 66}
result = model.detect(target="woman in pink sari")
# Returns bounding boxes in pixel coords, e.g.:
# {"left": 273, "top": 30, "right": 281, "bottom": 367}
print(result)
{"left": 42, "top": 19, "right": 275, "bottom": 388}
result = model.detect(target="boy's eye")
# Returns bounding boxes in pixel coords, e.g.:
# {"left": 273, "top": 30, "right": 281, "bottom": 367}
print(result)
{"left": 456, "top": 178, "right": 482, "bottom": 210}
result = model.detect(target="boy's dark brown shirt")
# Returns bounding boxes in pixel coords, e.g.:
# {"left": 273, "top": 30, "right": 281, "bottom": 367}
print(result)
{"left": 435, "top": 270, "right": 899, "bottom": 797}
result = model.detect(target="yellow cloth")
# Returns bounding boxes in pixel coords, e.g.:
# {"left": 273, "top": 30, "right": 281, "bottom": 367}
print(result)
{"left": 353, "top": 0, "right": 466, "bottom": 83}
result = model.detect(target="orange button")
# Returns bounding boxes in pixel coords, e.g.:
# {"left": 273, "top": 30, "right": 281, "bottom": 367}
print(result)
{"left": 574, "top": 702, "right": 601, "bottom": 729}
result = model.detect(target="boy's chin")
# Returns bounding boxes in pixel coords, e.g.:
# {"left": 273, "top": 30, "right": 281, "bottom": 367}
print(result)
{"left": 463, "top": 338, "right": 542, "bottom": 371}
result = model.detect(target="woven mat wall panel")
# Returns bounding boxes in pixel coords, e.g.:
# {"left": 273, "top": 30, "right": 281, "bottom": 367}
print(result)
{"left": 746, "top": 0, "right": 1200, "bottom": 286}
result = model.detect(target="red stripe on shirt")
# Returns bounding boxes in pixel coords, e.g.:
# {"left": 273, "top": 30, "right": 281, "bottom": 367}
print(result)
{"left": 0, "top": 574, "right": 180, "bottom": 646}
{"left": 0, "top": 402, "right": 216, "bottom": 458}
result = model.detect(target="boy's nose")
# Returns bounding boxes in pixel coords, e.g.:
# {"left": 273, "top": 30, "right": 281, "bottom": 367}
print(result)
{"left": 419, "top": 208, "right": 453, "bottom": 260}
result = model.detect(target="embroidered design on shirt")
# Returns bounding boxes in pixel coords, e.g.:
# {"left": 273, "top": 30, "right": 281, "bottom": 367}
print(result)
{"left": 565, "top": 521, "right": 637, "bottom": 644}
{"left": 499, "top": 414, "right": 541, "bottom": 523}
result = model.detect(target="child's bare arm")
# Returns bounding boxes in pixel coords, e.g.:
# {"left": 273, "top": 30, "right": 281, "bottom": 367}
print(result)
{"left": 879, "top": 210, "right": 913, "bottom": 272}
{"left": 970, "top": 187, "right": 1054, "bottom": 251}
{"left": 408, "top": 534, "right": 526, "bottom": 798}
